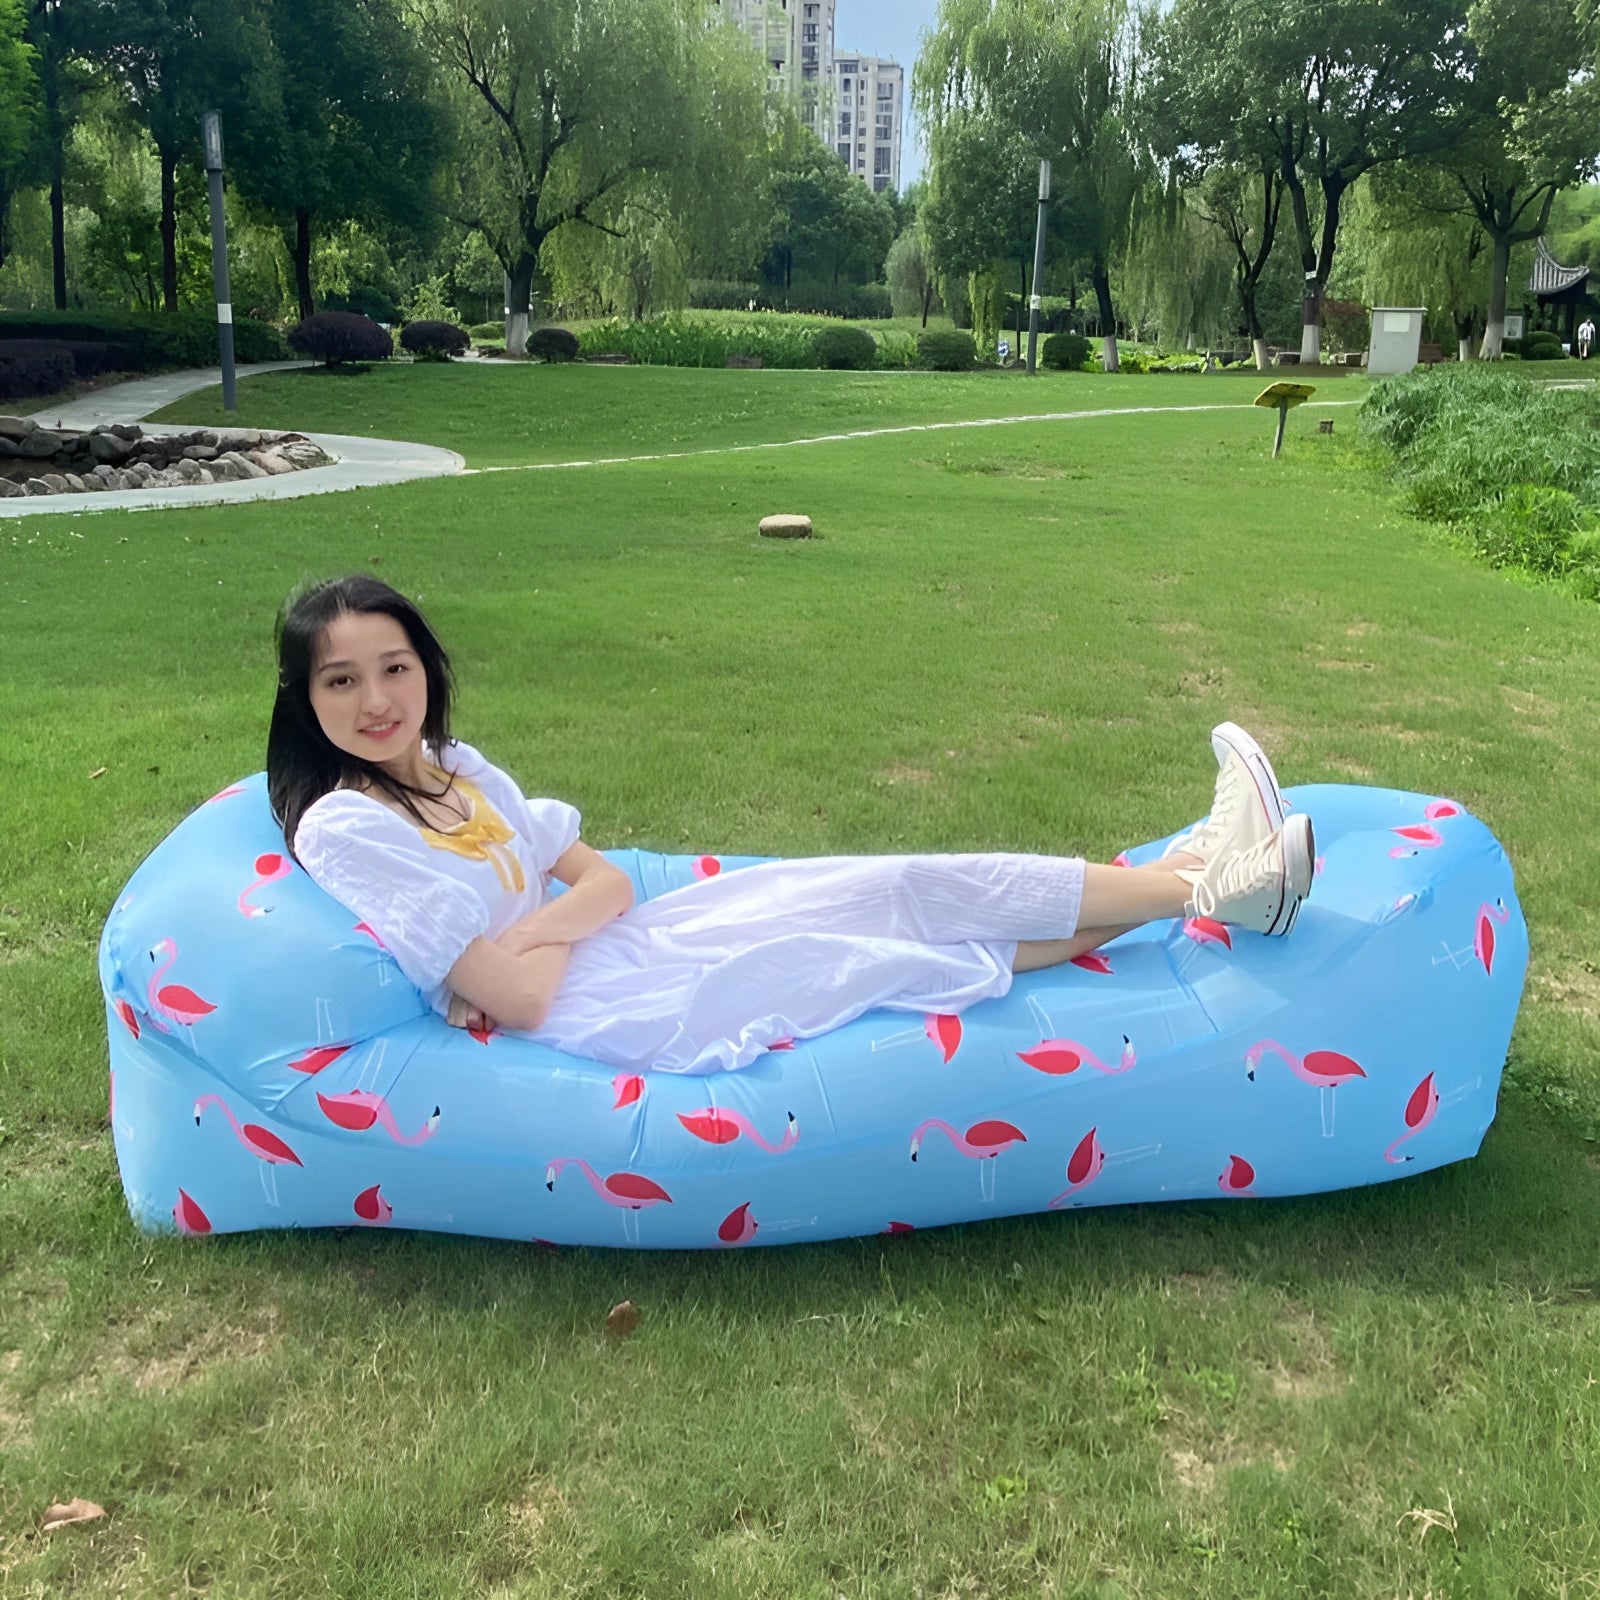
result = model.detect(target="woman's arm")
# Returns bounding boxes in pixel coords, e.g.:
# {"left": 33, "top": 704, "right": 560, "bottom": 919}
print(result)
{"left": 494, "top": 840, "right": 633, "bottom": 955}
{"left": 446, "top": 938, "right": 572, "bottom": 1033}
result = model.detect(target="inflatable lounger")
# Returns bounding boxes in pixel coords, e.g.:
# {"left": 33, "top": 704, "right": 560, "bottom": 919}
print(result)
{"left": 99, "top": 778, "right": 1526, "bottom": 1248}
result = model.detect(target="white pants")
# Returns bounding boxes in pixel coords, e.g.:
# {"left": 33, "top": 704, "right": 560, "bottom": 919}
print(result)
{"left": 531, "top": 852, "right": 1087, "bottom": 1074}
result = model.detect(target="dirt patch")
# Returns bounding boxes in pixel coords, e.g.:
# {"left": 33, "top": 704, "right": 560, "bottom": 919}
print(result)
{"left": 875, "top": 764, "right": 936, "bottom": 787}
{"left": 1314, "top": 657, "right": 1377, "bottom": 672}
{"left": 1156, "top": 618, "right": 1198, "bottom": 635}
{"left": 1265, "top": 1307, "right": 1346, "bottom": 1402}
{"left": 1323, "top": 757, "right": 1378, "bottom": 780}
{"left": 1345, "top": 621, "right": 1377, "bottom": 637}
{"left": 0, "top": 1348, "right": 32, "bottom": 1454}
{"left": 1530, "top": 962, "right": 1600, "bottom": 1019}
{"left": 505, "top": 1479, "right": 573, "bottom": 1550}
{"left": 915, "top": 453, "right": 1082, "bottom": 481}
{"left": 1167, "top": 1446, "right": 1215, "bottom": 1493}
{"left": 1177, "top": 668, "right": 1226, "bottom": 699}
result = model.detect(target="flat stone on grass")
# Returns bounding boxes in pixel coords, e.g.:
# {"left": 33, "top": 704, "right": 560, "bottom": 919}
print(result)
{"left": 759, "top": 513, "right": 813, "bottom": 539}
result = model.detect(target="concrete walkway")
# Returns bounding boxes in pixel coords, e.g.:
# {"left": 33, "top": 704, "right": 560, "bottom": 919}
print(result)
{"left": 4, "top": 361, "right": 465, "bottom": 517}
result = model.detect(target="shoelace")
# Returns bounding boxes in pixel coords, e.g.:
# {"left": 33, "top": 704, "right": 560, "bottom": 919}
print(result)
{"left": 1185, "top": 830, "right": 1281, "bottom": 921}
{"left": 1169, "top": 756, "right": 1251, "bottom": 857}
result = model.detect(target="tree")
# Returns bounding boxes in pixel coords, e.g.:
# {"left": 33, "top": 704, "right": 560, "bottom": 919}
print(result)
{"left": 1190, "top": 164, "right": 1284, "bottom": 368}
{"left": 1161, "top": 0, "right": 1472, "bottom": 363}
{"left": 28, "top": 0, "right": 94, "bottom": 308}
{"left": 764, "top": 141, "right": 895, "bottom": 290}
{"left": 918, "top": 0, "right": 1146, "bottom": 371}
{"left": 233, "top": 0, "right": 444, "bottom": 321}
{"left": 417, "top": 0, "right": 770, "bottom": 354}
{"left": 886, "top": 221, "right": 941, "bottom": 325}
{"left": 80, "top": 0, "right": 265, "bottom": 311}
{"left": 1424, "top": 0, "right": 1598, "bottom": 358}
{"left": 0, "top": 0, "right": 36, "bottom": 272}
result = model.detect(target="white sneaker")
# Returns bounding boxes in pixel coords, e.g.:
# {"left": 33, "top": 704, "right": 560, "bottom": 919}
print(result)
{"left": 1163, "top": 722, "right": 1289, "bottom": 864}
{"left": 1176, "top": 812, "right": 1314, "bottom": 936}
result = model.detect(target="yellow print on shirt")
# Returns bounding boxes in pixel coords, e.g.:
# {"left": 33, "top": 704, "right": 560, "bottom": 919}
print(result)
{"left": 417, "top": 777, "right": 526, "bottom": 894}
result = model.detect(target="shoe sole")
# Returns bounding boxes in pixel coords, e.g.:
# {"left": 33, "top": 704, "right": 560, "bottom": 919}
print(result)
{"left": 1267, "top": 812, "right": 1315, "bottom": 936}
{"left": 1210, "top": 721, "right": 1288, "bottom": 836}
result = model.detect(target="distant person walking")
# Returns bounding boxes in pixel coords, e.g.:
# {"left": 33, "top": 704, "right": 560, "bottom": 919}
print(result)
{"left": 1578, "top": 315, "right": 1595, "bottom": 360}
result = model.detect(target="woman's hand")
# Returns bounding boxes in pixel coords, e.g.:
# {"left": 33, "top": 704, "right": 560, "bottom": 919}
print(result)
{"left": 445, "top": 992, "right": 496, "bottom": 1033}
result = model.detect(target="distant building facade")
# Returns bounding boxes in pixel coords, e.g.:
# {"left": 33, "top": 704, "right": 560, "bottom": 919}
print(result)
{"left": 713, "top": 0, "right": 901, "bottom": 192}
{"left": 831, "top": 52, "right": 902, "bottom": 194}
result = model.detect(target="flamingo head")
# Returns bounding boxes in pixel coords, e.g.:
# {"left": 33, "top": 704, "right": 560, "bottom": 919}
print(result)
{"left": 908, "top": 1137, "right": 920, "bottom": 1162}
{"left": 1120, "top": 1034, "right": 1135, "bottom": 1069}
{"left": 149, "top": 937, "right": 175, "bottom": 962}
{"left": 192, "top": 1100, "right": 202, "bottom": 1124}
{"left": 545, "top": 1163, "right": 557, "bottom": 1190}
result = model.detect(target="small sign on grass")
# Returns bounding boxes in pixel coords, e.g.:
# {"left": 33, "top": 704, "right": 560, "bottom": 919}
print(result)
{"left": 1254, "top": 382, "right": 1317, "bottom": 459}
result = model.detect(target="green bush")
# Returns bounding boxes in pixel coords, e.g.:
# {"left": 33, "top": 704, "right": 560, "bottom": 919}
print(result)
{"left": 1468, "top": 485, "right": 1582, "bottom": 574}
{"left": 468, "top": 321, "right": 504, "bottom": 342}
{"left": 399, "top": 319, "right": 469, "bottom": 359}
{"left": 1523, "top": 332, "right": 1568, "bottom": 362}
{"left": 1041, "top": 331, "right": 1092, "bottom": 371}
{"left": 581, "top": 315, "right": 825, "bottom": 369}
{"left": 875, "top": 330, "right": 919, "bottom": 370}
{"left": 689, "top": 281, "right": 767, "bottom": 311}
{"left": 1116, "top": 349, "right": 1153, "bottom": 373}
{"left": 528, "top": 326, "right": 580, "bottom": 362}
{"left": 0, "top": 309, "right": 288, "bottom": 369}
{"left": 811, "top": 324, "right": 877, "bottom": 370}
{"left": 917, "top": 328, "right": 976, "bottom": 370}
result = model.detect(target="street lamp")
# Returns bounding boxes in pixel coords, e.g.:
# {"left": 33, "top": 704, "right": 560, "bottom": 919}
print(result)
{"left": 1025, "top": 159, "right": 1051, "bottom": 375}
{"left": 201, "top": 110, "right": 236, "bottom": 411}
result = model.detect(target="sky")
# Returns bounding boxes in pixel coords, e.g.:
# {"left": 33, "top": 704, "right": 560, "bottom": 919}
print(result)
{"left": 834, "top": 0, "right": 941, "bottom": 188}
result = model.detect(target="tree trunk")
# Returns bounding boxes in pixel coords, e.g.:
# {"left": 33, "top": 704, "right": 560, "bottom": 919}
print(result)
{"left": 50, "top": 172, "right": 66, "bottom": 309}
{"left": 293, "top": 208, "right": 315, "bottom": 321}
{"left": 160, "top": 145, "right": 178, "bottom": 313}
{"left": 505, "top": 250, "right": 536, "bottom": 356}
{"left": 1091, "top": 259, "right": 1118, "bottom": 373}
{"left": 1480, "top": 234, "right": 1511, "bottom": 360}
{"left": 1253, "top": 337, "right": 1270, "bottom": 371}
{"left": 920, "top": 275, "right": 931, "bottom": 328}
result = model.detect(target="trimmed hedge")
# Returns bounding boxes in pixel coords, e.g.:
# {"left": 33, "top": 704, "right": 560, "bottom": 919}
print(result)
{"left": 289, "top": 311, "right": 393, "bottom": 366}
{"left": 1041, "top": 331, "right": 1092, "bottom": 371}
{"left": 1522, "top": 331, "right": 1568, "bottom": 362}
{"left": 400, "top": 320, "right": 469, "bottom": 359}
{"left": 917, "top": 329, "right": 977, "bottom": 370}
{"left": 468, "top": 321, "right": 504, "bottom": 341}
{"left": 811, "top": 325, "right": 877, "bottom": 370}
{"left": 0, "top": 310, "right": 288, "bottom": 369}
{"left": 0, "top": 341, "right": 75, "bottom": 400}
{"left": 528, "top": 326, "right": 580, "bottom": 363}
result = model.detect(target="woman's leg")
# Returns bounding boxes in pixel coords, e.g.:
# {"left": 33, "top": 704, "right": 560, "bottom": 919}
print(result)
{"left": 1011, "top": 852, "right": 1202, "bottom": 973}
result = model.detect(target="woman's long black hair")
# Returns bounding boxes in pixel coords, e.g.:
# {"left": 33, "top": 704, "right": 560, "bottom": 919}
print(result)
{"left": 268, "top": 575, "right": 459, "bottom": 856}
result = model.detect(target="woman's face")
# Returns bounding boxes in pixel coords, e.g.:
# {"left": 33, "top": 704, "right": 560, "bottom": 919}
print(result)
{"left": 308, "top": 609, "right": 429, "bottom": 771}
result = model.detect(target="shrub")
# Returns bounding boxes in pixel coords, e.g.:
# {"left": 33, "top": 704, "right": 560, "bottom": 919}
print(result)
{"left": 581, "top": 314, "right": 821, "bottom": 369}
{"left": 1522, "top": 331, "right": 1567, "bottom": 361}
{"left": 0, "top": 340, "right": 74, "bottom": 400}
{"left": 689, "top": 281, "right": 767, "bottom": 311}
{"left": 917, "top": 328, "right": 976, "bottom": 370}
{"left": 875, "top": 330, "right": 919, "bottom": 370}
{"left": 1468, "top": 484, "right": 1582, "bottom": 574}
{"left": 0, "top": 309, "right": 288, "bottom": 369}
{"left": 1041, "top": 331, "right": 1092, "bottom": 371}
{"left": 468, "top": 321, "right": 504, "bottom": 341}
{"left": 400, "top": 319, "right": 469, "bottom": 360}
{"left": 811, "top": 324, "right": 877, "bottom": 370}
{"left": 1116, "top": 349, "right": 1153, "bottom": 373}
{"left": 528, "top": 326, "right": 580, "bottom": 363}
{"left": 288, "top": 311, "right": 393, "bottom": 366}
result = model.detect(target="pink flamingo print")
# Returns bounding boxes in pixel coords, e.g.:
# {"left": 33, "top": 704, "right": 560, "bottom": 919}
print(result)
{"left": 114, "top": 999, "right": 140, "bottom": 1039}
{"left": 467, "top": 1021, "right": 495, "bottom": 1045}
{"left": 1070, "top": 951, "right": 1115, "bottom": 974}
{"left": 1020, "top": 995, "right": 1135, "bottom": 1076}
{"left": 174, "top": 1188, "right": 211, "bottom": 1235}
{"left": 1475, "top": 899, "right": 1509, "bottom": 976}
{"left": 691, "top": 855, "right": 722, "bottom": 879}
{"left": 1182, "top": 916, "right": 1232, "bottom": 949}
{"left": 1111, "top": 851, "right": 1132, "bottom": 868}
{"left": 237, "top": 851, "right": 292, "bottom": 918}
{"left": 1314, "top": 855, "right": 1325, "bottom": 877}
{"left": 353, "top": 1183, "right": 393, "bottom": 1224}
{"left": 289, "top": 1044, "right": 349, "bottom": 1075}
{"left": 908, "top": 1117, "right": 1026, "bottom": 1203}
{"left": 884, "top": 1220, "right": 916, "bottom": 1234}
{"left": 315, "top": 1089, "right": 441, "bottom": 1145}
{"left": 1425, "top": 800, "right": 1460, "bottom": 819}
{"left": 871, "top": 1012, "right": 963, "bottom": 1063}
{"left": 545, "top": 1158, "right": 673, "bottom": 1243}
{"left": 677, "top": 1107, "right": 799, "bottom": 1153}
{"left": 1217, "top": 1154, "right": 1256, "bottom": 1195}
{"left": 1389, "top": 823, "right": 1444, "bottom": 858}
{"left": 717, "top": 1202, "right": 758, "bottom": 1245}
{"left": 194, "top": 1095, "right": 302, "bottom": 1205}
{"left": 147, "top": 939, "right": 217, "bottom": 1030}
{"left": 1047, "top": 1125, "right": 1162, "bottom": 1207}
{"left": 1383, "top": 1072, "right": 1482, "bottom": 1163}
{"left": 354, "top": 921, "right": 386, "bottom": 948}
{"left": 1245, "top": 1039, "right": 1366, "bottom": 1138}
{"left": 203, "top": 785, "right": 245, "bottom": 805}
{"left": 612, "top": 1073, "right": 644, "bottom": 1109}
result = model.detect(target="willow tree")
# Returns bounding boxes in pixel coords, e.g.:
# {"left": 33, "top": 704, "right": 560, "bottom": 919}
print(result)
{"left": 417, "top": 0, "right": 772, "bottom": 353}
{"left": 917, "top": 0, "right": 1145, "bottom": 371}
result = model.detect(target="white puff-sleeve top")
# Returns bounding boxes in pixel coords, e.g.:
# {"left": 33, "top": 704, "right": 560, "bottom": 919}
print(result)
{"left": 294, "top": 740, "right": 580, "bottom": 1015}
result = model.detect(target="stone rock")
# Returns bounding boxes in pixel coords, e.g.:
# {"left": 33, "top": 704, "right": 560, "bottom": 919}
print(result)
{"left": 182, "top": 443, "right": 218, "bottom": 461}
{"left": 0, "top": 438, "right": 19, "bottom": 458}
{"left": 108, "top": 423, "right": 141, "bottom": 441}
{"left": 64, "top": 473, "right": 86, "bottom": 492}
{"left": 213, "top": 428, "right": 263, "bottom": 452}
{"left": 89, "top": 464, "right": 117, "bottom": 485}
{"left": 217, "top": 450, "right": 266, "bottom": 479}
{"left": 0, "top": 415, "right": 37, "bottom": 439}
{"left": 175, "top": 458, "right": 203, "bottom": 483}
{"left": 278, "top": 441, "right": 330, "bottom": 468}
{"left": 248, "top": 448, "right": 295, "bottom": 475}
{"left": 0, "top": 476, "right": 25, "bottom": 496}
{"left": 759, "top": 513, "right": 813, "bottom": 539}
{"left": 39, "top": 473, "right": 69, "bottom": 493}
{"left": 80, "top": 473, "right": 104, "bottom": 491}
{"left": 208, "top": 456, "right": 240, "bottom": 482}
{"left": 19, "top": 431, "right": 60, "bottom": 458}
{"left": 89, "top": 433, "right": 135, "bottom": 465}
{"left": 24, "top": 477, "right": 52, "bottom": 494}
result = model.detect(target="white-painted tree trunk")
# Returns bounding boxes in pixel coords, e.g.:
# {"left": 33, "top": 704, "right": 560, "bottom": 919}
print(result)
{"left": 505, "top": 312, "right": 529, "bottom": 357}
{"left": 1101, "top": 334, "right": 1120, "bottom": 373}
{"left": 1253, "top": 337, "right": 1270, "bottom": 371}
{"left": 1299, "top": 318, "right": 1320, "bottom": 364}
{"left": 1459, "top": 336, "right": 1473, "bottom": 362}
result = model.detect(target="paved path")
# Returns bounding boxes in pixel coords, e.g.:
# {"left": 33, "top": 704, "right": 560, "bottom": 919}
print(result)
{"left": 4, "top": 361, "right": 465, "bottom": 517}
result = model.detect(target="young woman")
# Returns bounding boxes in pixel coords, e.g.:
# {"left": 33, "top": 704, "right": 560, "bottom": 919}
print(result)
{"left": 268, "top": 576, "right": 1314, "bottom": 1074}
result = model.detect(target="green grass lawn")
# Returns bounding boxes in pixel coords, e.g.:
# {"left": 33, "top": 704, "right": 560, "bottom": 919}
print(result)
{"left": 6, "top": 368, "right": 1600, "bottom": 1597}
